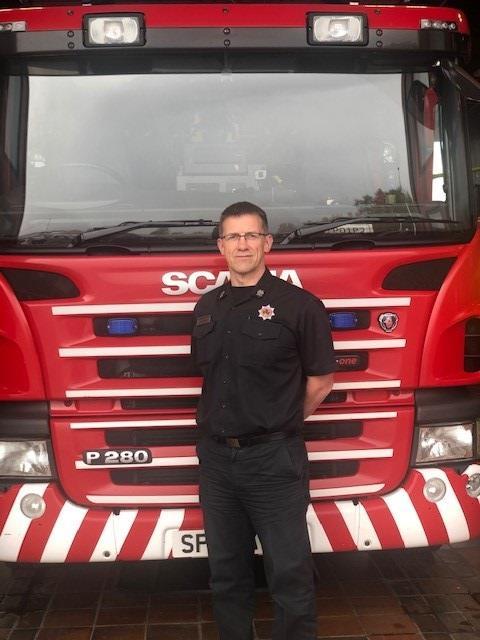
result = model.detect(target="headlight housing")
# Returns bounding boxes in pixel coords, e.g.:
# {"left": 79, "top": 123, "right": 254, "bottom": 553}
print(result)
{"left": 415, "top": 422, "right": 474, "bottom": 465}
{"left": 0, "top": 440, "right": 52, "bottom": 477}
{"left": 84, "top": 14, "right": 145, "bottom": 47}
{"left": 308, "top": 14, "right": 367, "bottom": 46}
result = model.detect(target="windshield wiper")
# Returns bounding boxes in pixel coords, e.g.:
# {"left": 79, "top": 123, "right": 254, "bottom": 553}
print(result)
{"left": 74, "top": 219, "right": 218, "bottom": 245}
{"left": 280, "top": 216, "right": 460, "bottom": 245}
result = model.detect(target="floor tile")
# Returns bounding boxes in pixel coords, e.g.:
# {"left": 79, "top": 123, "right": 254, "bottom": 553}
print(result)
{"left": 358, "top": 613, "right": 418, "bottom": 635}
{"left": 91, "top": 625, "right": 145, "bottom": 640}
{"left": 316, "top": 614, "right": 364, "bottom": 636}
{"left": 96, "top": 606, "right": 148, "bottom": 626}
{"left": 42, "top": 609, "right": 96, "bottom": 628}
{"left": 37, "top": 629, "right": 93, "bottom": 640}
{"left": 146, "top": 623, "right": 199, "bottom": 640}
{"left": 148, "top": 603, "right": 199, "bottom": 624}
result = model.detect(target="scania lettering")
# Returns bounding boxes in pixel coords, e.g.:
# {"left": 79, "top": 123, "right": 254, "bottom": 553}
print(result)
{"left": 161, "top": 268, "right": 303, "bottom": 295}
{"left": 0, "top": 0, "right": 479, "bottom": 563}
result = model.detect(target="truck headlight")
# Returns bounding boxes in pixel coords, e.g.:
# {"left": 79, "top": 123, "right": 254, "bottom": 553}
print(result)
{"left": 84, "top": 14, "right": 145, "bottom": 47}
{"left": 415, "top": 423, "right": 474, "bottom": 464}
{"left": 308, "top": 14, "right": 367, "bottom": 45}
{"left": 0, "top": 441, "right": 52, "bottom": 477}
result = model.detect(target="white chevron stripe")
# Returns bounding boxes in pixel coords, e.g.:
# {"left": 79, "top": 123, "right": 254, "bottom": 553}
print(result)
{"left": 142, "top": 509, "right": 186, "bottom": 560}
{"left": 306, "top": 504, "right": 333, "bottom": 553}
{"left": 382, "top": 488, "right": 428, "bottom": 548}
{"left": 41, "top": 500, "right": 88, "bottom": 562}
{"left": 416, "top": 468, "right": 470, "bottom": 543}
{"left": 0, "top": 484, "right": 49, "bottom": 561}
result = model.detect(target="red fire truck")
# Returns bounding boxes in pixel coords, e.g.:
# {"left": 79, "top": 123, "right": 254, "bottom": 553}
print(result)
{"left": 0, "top": 0, "right": 479, "bottom": 563}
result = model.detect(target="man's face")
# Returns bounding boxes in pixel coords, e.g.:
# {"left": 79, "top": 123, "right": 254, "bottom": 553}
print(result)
{"left": 217, "top": 213, "right": 273, "bottom": 282}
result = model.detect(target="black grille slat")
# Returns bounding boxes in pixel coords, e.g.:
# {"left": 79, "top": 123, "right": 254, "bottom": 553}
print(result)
{"left": 94, "top": 314, "right": 194, "bottom": 337}
{"left": 323, "top": 391, "right": 347, "bottom": 404}
{"left": 99, "top": 357, "right": 197, "bottom": 379}
{"left": 303, "top": 421, "right": 362, "bottom": 441}
{"left": 464, "top": 317, "right": 480, "bottom": 372}
{"left": 111, "top": 467, "right": 199, "bottom": 485}
{"left": 121, "top": 398, "right": 199, "bottom": 409}
{"left": 110, "top": 461, "right": 358, "bottom": 486}
{"left": 107, "top": 422, "right": 362, "bottom": 446}
{"left": 107, "top": 428, "right": 199, "bottom": 447}
{"left": 309, "top": 461, "right": 358, "bottom": 479}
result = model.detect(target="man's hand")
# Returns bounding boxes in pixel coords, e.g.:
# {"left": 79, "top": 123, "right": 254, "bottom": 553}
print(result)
{"left": 303, "top": 373, "right": 334, "bottom": 419}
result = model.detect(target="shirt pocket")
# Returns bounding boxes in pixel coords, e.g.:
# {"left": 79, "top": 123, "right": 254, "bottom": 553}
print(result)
{"left": 239, "top": 320, "right": 283, "bottom": 365}
{"left": 192, "top": 321, "right": 216, "bottom": 367}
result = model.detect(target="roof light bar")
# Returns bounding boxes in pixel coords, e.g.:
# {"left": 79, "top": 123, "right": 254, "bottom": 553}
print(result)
{"left": 84, "top": 14, "right": 145, "bottom": 47}
{"left": 308, "top": 14, "right": 367, "bottom": 46}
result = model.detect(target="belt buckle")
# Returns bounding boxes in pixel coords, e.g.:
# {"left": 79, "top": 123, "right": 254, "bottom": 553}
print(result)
{"left": 226, "top": 437, "right": 241, "bottom": 448}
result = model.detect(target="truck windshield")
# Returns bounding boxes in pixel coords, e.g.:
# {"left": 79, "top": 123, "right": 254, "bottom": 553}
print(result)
{"left": 0, "top": 71, "right": 472, "bottom": 251}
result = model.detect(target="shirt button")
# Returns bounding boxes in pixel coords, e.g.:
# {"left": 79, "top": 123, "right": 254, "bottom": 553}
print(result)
{"left": 223, "top": 379, "right": 228, "bottom": 384}
{"left": 220, "top": 402, "right": 227, "bottom": 409}
{"left": 224, "top": 354, "right": 229, "bottom": 360}
{"left": 226, "top": 330, "right": 232, "bottom": 334}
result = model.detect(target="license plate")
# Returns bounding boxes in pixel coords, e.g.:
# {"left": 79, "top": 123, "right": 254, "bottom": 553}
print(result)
{"left": 172, "top": 530, "right": 208, "bottom": 557}
{"left": 82, "top": 449, "right": 152, "bottom": 465}
{"left": 171, "top": 531, "right": 262, "bottom": 558}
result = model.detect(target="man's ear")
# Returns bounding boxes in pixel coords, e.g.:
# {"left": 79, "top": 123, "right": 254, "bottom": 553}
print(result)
{"left": 217, "top": 237, "right": 225, "bottom": 255}
{"left": 263, "top": 234, "right": 274, "bottom": 254}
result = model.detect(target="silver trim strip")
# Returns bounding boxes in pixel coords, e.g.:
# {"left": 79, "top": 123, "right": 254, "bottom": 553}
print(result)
{"left": 306, "top": 411, "right": 397, "bottom": 421}
{"left": 310, "top": 484, "right": 385, "bottom": 497}
{"left": 52, "top": 303, "right": 195, "bottom": 315}
{"left": 59, "top": 345, "right": 190, "bottom": 357}
{"left": 87, "top": 494, "right": 200, "bottom": 504}
{"left": 59, "top": 339, "right": 405, "bottom": 358}
{"left": 52, "top": 297, "right": 411, "bottom": 316}
{"left": 66, "top": 387, "right": 202, "bottom": 398}
{"left": 308, "top": 449, "right": 393, "bottom": 461}
{"left": 333, "top": 339, "right": 405, "bottom": 350}
{"left": 65, "top": 380, "right": 400, "bottom": 398}
{"left": 70, "top": 418, "right": 197, "bottom": 429}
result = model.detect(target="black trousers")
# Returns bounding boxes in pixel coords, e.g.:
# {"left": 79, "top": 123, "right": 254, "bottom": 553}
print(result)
{"left": 197, "top": 435, "right": 317, "bottom": 640}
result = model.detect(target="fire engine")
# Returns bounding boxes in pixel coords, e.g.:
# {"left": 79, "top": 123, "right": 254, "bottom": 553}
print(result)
{"left": 0, "top": 0, "right": 479, "bottom": 563}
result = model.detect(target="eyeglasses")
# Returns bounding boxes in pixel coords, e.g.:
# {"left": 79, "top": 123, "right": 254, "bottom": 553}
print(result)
{"left": 220, "top": 232, "right": 268, "bottom": 243}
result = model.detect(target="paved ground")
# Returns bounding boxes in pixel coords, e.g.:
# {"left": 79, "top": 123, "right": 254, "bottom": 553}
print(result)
{"left": 0, "top": 541, "right": 479, "bottom": 640}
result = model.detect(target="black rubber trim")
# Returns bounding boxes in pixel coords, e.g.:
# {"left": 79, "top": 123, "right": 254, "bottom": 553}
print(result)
{"left": 382, "top": 257, "right": 456, "bottom": 291}
{"left": 121, "top": 397, "right": 199, "bottom": 410}
{"left": 0, "top": 268, "right": 80, "bottom": 300}
{"left": 0, "top": 27, "right": 468, "bottom": 57}
{"left": 0, "top": 401, "right": 49, "bottom": 436}
{"left": 415, "top": 386, "right": 480, "bottom": 424}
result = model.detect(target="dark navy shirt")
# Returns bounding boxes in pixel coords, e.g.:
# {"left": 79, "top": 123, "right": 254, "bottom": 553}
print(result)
{"left": 191, "top": 269, "right": 336, "bottom": 437}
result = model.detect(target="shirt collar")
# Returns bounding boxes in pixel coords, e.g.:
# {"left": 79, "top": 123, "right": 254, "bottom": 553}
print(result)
{"left": 217, "top": 268, "right": 274, "bottom": 302}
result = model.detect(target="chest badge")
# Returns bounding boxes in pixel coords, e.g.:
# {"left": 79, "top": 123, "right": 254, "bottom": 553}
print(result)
{"left": 258, "top": 305, "right": 275, "bottom": 321}
{"left": 378, "top": 312, "right": 398, "bottom": 333}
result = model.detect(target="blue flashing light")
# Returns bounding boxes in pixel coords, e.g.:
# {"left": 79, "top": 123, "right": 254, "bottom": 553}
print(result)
{"left": 107, "top": 317, "right": 139, "bottom": 336}
{"left": 329, "top": 312, "right": 358, "bottom": 330}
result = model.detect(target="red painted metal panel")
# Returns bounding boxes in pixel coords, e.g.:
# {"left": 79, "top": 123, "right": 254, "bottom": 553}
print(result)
{"left": 0, "top": 4, "right": 468, "bottom": 33}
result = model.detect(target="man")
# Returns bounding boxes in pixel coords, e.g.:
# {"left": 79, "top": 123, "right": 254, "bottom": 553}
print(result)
{"left": 191, "top": 201, "right": 335, "bottom": 640}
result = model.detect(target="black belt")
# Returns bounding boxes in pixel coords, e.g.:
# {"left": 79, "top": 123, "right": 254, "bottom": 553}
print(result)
{"left": 211, "top": 431, "right": 295, "bottom": 448}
